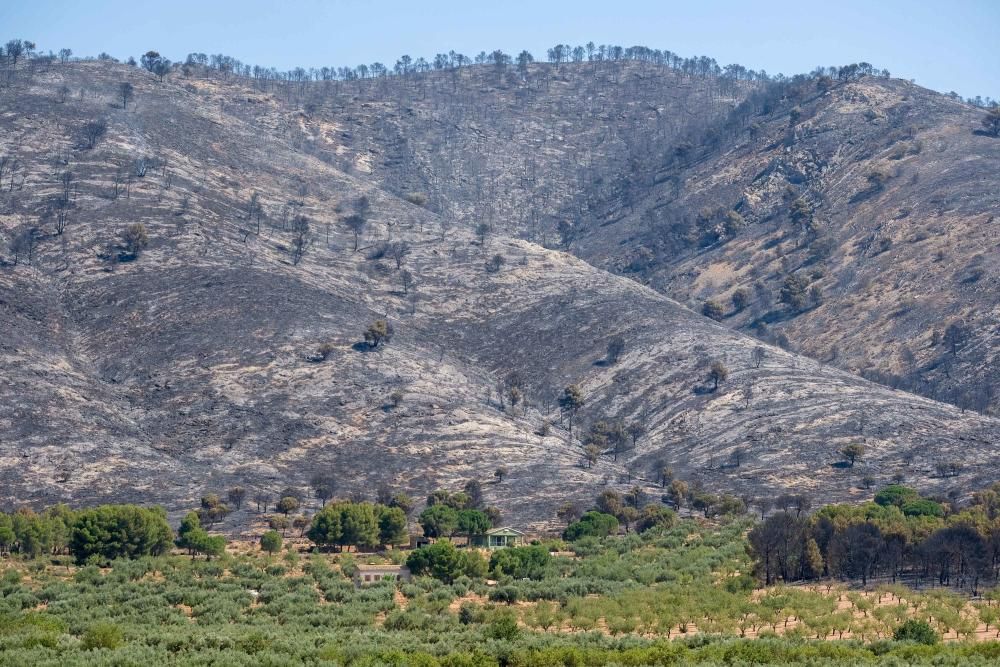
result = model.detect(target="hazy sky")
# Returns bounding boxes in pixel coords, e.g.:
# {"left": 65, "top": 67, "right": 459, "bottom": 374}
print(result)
{"left": 2, "top": 0, "right": 997, "bottom": 99}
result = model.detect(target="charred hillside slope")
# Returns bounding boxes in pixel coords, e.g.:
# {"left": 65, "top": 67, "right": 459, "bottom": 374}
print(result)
{"left": 1, "top": 56, "right": 998, "bottom": 526}
{"left": 570, "top": 76, "right": 1000, "bottom": 416}
{"left": 239, "top": 58, "right": 1000, "bottom": 415}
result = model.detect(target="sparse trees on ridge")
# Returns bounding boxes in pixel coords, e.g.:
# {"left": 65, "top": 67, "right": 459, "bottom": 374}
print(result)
{"left": 311, "top": 475, "right": 335, "bottom": 506}
{"left": 5, "top": 40, "right": 26, "bottom": 66}
{"left": 198, "top": 494, "right": 230, "bottom": 527}
{"left": 7, "top": 227, "right": 37, "bottom": 266}
{"left": 779, "top": 273, "right": 810, "bottom": 312}
{"left": 731, "top": 288, "right": 751, "bottom": 312}
{"left": 388, "top": 241, "right": 410, "bottom": 269}
{"left": 516, "top": 50, "right": 533, "bottom": 76}
{"left": 943, "top": 320, "right": 967, "bottom": 356}
{"left": 253, "top": 491, "right": 271, "bottom": 513}
{"left": 742, "top": 381, "right": 753, "bottom": 408}
{"left": 141, "top": 50, "right": 171, "bottom": 81}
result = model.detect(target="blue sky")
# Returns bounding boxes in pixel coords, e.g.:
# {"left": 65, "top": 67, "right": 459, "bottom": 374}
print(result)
{"left": 2, "top": 0, "right": 997, "bottom": 99}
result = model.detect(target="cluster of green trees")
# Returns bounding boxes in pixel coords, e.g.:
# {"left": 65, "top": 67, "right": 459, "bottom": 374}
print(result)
{"left": 0, "top": 482, "right": 500, "bottom": 567}
{"left": 0, "top": 504, "right": 173, "bottom": 564}
{"left": 306, "top": 500, "right": 407, "bottom": 551}
{"left": 489, "top": 545, "right": 552, "bottom": 580}
{"left": 176, "top": 512, "right": 226, "bottom": 560}
{"left": 561, "top": 489, "right": 678, "bottom": 540}
{"left": 749, "top": 483, "right": 1000, "bottom": 591}
{"left": 404, "top": 539, "right": 487, "bottom": 583}
{"left": 417, "top": 485, "right": 499, "bottom": 540}
{"left": 563, "top": 511, "right": 620, "bottom": 540}
{"left": 403, "top": 539, "right": 554, "bottom": 586}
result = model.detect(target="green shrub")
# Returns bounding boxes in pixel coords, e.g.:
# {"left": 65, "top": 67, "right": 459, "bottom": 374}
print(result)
{"left": 485, "top": 610, "right": 520, "bottom": 641}
{"left": 406, "top": 541, "right": 486, "bottom": 583}
{"left": 636, "top": 506, "right": 677, "bottom": 533}
{"left": 237, "top": 631, "right": 271, "bottom": 655}
{"left": 338, "top": 553, "right": 358, "bottom": 578}
{"left": 563, "top": 512, "right": 619, "bottom": 541}
{"left": 458, "top": 601, "right": 484, "bottom": 625}
{"left": 724, "top": 573, "right": 755, "bottom": 593}
{"left": 874, "top": 485, "right": 919, "bottom": 508}
{"left": 489, "top": 545, "right": 551, "bottom": 580}
{"left": 81, "top": 621, "right": 123, "bottom": 650}
{"left": 2, "top": 569, "right": 22, "bottom": 588}
{"left": 901, "top": 499, "right": 944, "bottom": 517}
{"left": 488, "top": 586, "right": 519, "bottom": 604}
{"left": 894, "top": 619, "right": 940, "bottom": 645}
{"left": 383, "top": 609, "right": 423, "bottom": 631}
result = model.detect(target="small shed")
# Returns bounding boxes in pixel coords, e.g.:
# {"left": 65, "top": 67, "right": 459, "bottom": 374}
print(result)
{"left": 472, "top": 527, "right": 526, "bottom": 549}
{"left": 354, "top": 564, "right": 411, "bottom": 586}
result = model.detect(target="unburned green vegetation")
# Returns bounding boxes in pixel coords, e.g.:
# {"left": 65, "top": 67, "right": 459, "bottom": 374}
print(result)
{"left": 2, "top": 499, "right": 1000, "bottom": 665}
